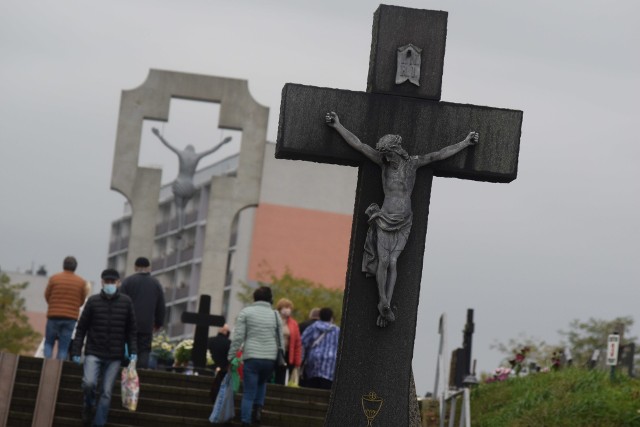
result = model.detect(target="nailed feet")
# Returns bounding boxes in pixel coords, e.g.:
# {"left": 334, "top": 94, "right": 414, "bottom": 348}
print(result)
{"left": 376, "top": 302, "right": 395, "bottom": 328}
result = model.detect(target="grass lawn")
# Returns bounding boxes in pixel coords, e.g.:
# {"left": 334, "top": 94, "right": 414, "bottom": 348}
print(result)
{"left": 469, "top": 368, "right": 640, "bottom": 427}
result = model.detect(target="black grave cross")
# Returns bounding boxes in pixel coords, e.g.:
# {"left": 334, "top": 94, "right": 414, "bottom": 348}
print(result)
{"left": 181, "top": 294, "right": 225, "bottom": 368}
{"left": 276, "top": 6, "right": 523, "bottom": 426}
{"left": 450, "top": 309, "right": 475, "bottom": 389}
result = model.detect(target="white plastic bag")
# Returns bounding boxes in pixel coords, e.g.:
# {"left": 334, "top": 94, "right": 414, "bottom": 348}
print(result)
{"left": 121, "top": 360, "right": 139, "bottom": 411}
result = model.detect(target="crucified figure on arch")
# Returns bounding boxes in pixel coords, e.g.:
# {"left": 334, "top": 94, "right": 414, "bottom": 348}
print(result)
{"left": 152, "top": 127, "right": 231, "bottom": 234}
{"left": 325, "top": 112, "right": 479, "bottom": 327}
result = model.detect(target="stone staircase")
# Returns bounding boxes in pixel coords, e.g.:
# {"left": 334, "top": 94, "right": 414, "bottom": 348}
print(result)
{"left": 4, "top": 355, "right": 329, "bottom": 427}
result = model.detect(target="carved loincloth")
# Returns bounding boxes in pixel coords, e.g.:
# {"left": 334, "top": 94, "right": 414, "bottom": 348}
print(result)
{"left": 172, "top": 178, "right": 196, "bottom": 205}
{"left": 362, "top": 203, "right": 413, "bottom": 277}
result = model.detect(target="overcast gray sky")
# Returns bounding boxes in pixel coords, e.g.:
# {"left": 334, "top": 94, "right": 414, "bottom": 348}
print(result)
{"left": 1, "top": 0, "right": 639, "bottom": 394}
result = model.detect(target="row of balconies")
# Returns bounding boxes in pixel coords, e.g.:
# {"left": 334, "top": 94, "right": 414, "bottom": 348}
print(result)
{"left": 167, "top": 322, "right": 186, "bottom": 337}
{"left": 151, "top": 247, "right": 196, "bottom": 271}
{"left": 155, "top": 210, "right": 199, "bottom": 235}
{"left": 109, "top": 211, "right": 200, "bottom": 255}
{"left": 163, "top": 285, "right": 191, "bottom": 302}
{"left": 109, "top": 237, "right": 129, "bottom": 254}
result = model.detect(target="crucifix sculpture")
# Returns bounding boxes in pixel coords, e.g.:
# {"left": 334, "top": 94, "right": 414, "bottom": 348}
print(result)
{"left": 276, "top": 6, "right": 522, "bottom": 426}
{"left": 326, "top": 112, "right": 478, "bottom": 327}
{"left": 151, "top": 127, "right": 231, "bottom": 235}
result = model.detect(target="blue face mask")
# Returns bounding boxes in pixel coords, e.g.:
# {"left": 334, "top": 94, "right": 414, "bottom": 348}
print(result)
{"left": 103, "top": 284, "right": 117, "bottom": 295}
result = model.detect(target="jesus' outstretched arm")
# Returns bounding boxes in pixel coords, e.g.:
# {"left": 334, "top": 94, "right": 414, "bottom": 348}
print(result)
{"left": 151, "top": 127, "right": 180, "bottom": 155}
{"left": 325, "top": 112, "right": 382, "bottom": 165}
{"left": 197, "top": 136, "right": 232, "bottom": 161}
{"left": 414, "top": 131, "right": 479, "bottom": 168}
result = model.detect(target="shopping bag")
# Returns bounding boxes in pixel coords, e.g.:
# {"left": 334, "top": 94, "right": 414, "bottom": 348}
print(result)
{"left": 287, "top": 367, "right": 300, "bottom": 387}
{"left": 230, "top": 356, "right": 242, "bottom": 393}
{"left": 121, "top": 360, "right": 139, "bottom": 411}
{"left": 209, "top": 373, "right": 235, "bottom": 424}
{"left": 276, "top": 348, "right": 287, "bottom": 367}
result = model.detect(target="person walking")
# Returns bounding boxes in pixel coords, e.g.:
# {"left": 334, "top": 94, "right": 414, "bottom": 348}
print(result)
{"left": 298, "top": 307, "right": 320, "bottom": 336}
{"left": 300, "top": 307, "right": 340, "bottom": 390}
{"left": 119, "top": 256, "right": 166, "bottom": 369}
{"left": 228, "top": 286, "right": 283, "bottom": 427}
{"left": 71, "top": 269, "right": 138, "bottom": 427}
{"left": 208, "top": 324, "right": 231, "bottom": 373}
{"left": 207, "top": 324, "right": 231, "bottom": 403}
{"left": 43, "top": 256, "right": 89, "bottom": 360}
{"left": 274, "top": 298, "right": 302, "bottom": 385}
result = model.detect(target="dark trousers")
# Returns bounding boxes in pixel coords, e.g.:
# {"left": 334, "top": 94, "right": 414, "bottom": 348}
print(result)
{"left": 209, "top": 370, "right": 227, "bottom": 403}
{"left": 306, "top": 377, "right": 332, "bottom": 390}
{"left": 136, "top": 332, "right": 153, "bottom": 369}
{"left": 241, "top": 359, "right": 275, "bottom": 424}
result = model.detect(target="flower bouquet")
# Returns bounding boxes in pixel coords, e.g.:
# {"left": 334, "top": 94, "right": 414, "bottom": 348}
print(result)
{"left": 485, "top": 366, "right": 512, "bottom": 383}
{"left": 174, "top": 339, "right": 194, "bottom": 366}
{"left": 151, "top": 332, "right": 174, "bottom": 365}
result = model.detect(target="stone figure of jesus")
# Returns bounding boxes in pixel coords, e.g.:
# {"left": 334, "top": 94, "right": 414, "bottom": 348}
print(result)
{"left": 152, "top": 127, "right": 231, "bottom": 232}
{"left": 325, "top": 112, "right": 479, "bottom": 327}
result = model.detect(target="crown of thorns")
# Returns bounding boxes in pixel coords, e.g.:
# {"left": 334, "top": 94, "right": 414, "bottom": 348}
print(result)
{"left": 376, "top": 134, "right": 402, "bottom": 151}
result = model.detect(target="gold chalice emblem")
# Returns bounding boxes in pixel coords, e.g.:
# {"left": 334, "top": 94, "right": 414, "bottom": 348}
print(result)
{"left": 361, "top": 391, "right": 383, "bottom": 426}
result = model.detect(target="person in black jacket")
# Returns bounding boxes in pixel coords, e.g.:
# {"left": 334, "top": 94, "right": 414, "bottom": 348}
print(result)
{"left": 119, "top": 256, "right": 166, "bottom": 369}
{"left": 208, "top": 324, "right": 231, "bottom": 372}
{"left": 207, "top": 324, "right": 231, "bottom": 403}
{"left": 298, "top": 307, "right": 320, "bottom": 336}
{"left": 71, "top": 269, "right": 137, "bottom": 427}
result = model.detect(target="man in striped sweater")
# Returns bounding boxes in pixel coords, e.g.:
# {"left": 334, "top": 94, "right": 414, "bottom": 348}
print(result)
{"left": 300, "top": 307, "right": 340, "bottom": 390}
{"left": 43, "top": 256, "right": 89, "bottom": 360}
{"left": 228, "top": 286, "right": 284, "bottom": 427}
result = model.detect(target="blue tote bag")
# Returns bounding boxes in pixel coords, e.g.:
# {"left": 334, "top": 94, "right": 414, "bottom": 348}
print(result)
{"left": 209, "top": 373, "right": 235, "bottom": 423}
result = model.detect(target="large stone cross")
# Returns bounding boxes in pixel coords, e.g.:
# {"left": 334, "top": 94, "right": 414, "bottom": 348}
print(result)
{"left": 276, "top": 6, "right": 522, "bottom": 426}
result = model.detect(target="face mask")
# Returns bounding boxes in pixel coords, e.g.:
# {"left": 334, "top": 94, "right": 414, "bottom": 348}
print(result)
{"left": 103, "top": 284, "right": 117, "bottom": 295}
{"left": 280, "top": 308, "right": 292, "bottom": 317}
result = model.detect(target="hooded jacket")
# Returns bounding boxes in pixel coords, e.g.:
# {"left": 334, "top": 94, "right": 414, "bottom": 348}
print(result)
{"left": 301, "top": 320, "right": 340, "bottom": 381}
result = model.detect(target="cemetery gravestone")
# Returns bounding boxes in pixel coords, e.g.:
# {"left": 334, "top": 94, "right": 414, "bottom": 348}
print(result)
{"left": 450, "top": 309, "right": 475, "bottom": 389}
{"left": 277, "top": 5, "right": 522, "bottom": 426}
{"left": 461, "top": 309, "right": 475, "bottom": 384}
{"left": 433, "top": 313, "right": 448, "bottom": 397}
{"left": 588, "top": 349, "right": 601, "bottom": 370}
{"left": 620, "top": 343, "right": 635, "bottom": 377}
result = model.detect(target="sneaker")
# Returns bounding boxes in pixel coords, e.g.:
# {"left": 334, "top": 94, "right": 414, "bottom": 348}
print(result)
{"left": 252, "top": 404, "right": 263, "bottom": 424}
{"left": 81, "top": 406, "right": 92, "bottom": 427}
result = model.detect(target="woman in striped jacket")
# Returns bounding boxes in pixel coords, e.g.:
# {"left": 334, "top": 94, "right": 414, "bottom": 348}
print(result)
{"left": 228, "top": 286, "right": 284, "bottom": 426}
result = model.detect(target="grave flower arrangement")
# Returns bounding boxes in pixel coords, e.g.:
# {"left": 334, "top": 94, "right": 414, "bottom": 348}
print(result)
{"left": 174, "top": 339, "right": 194, "bottom": 366}
{"left": 484, "top": 366, "right": 512, "bottom": 383}
{"left": 509, "top": 346, "right": 530, "bottom": 376}
{"left": 550, "top": 350, "right": 562, "bottom": 371}
{"left": 151, "top": 332, "right": 174, "bottom": 363}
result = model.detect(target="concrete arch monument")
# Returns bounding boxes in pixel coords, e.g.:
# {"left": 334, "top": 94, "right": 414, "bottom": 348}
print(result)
{"left": 110, "top": 69, "right": 268, "bottom": 307}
